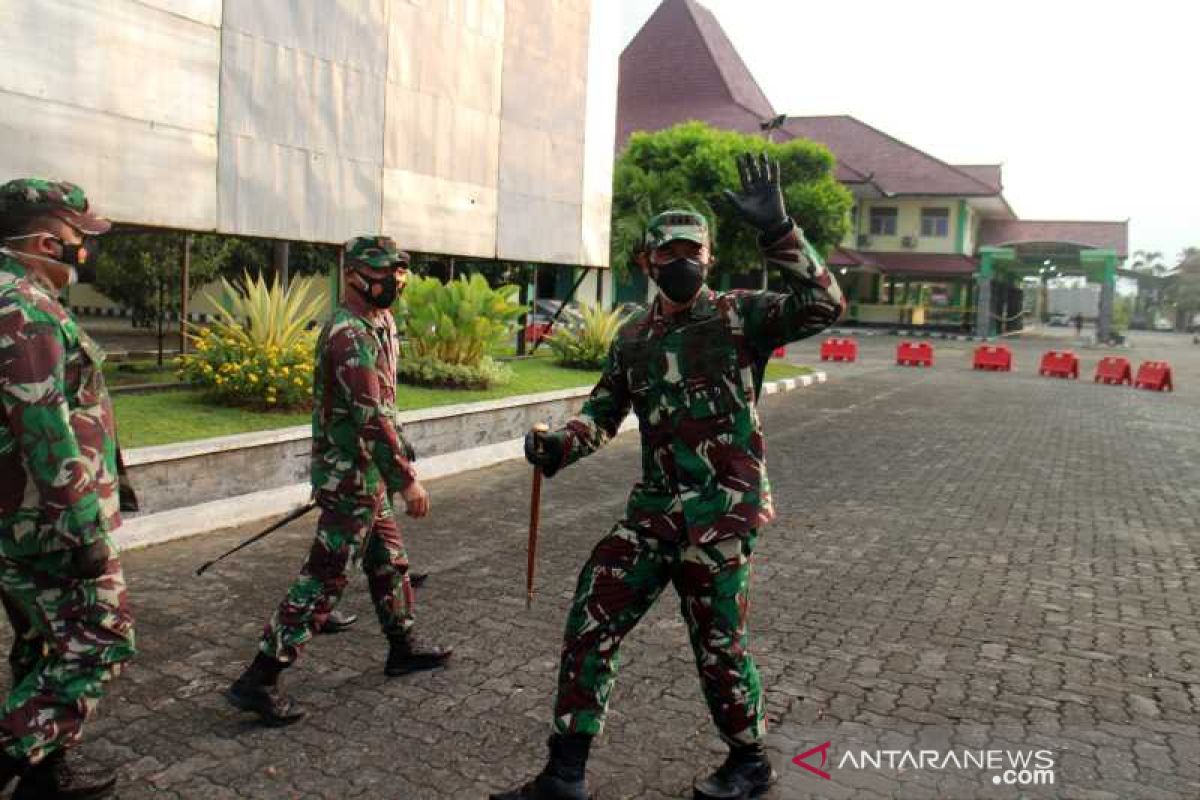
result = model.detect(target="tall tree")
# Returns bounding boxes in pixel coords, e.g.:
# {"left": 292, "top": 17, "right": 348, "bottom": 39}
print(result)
{"left": 1169, "top": 247, "right": 1200, "bottom": 325}
{"left": 610, "top": 122, "right": 853, "bottom": 280}
{"left": 1130, "top": 249, "right": 1168, "bottom": 276}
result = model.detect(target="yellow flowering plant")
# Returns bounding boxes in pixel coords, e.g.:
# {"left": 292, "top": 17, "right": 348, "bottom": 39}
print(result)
{"left": 177, "top": 272, "right": 326, "bottom": 409}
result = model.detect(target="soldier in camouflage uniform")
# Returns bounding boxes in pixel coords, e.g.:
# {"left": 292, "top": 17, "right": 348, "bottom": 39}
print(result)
{"left": 0, "top": 179, "right": 137, "bottom": 799}
{"left": 493, "top": 155, "right": 844, "bottom": 800}
{"left": 226, "top": 235, "right": 451, "bottom": 727}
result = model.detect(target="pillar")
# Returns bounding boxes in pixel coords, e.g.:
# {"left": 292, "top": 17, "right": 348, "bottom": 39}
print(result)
{"left": 179, "top": 234, "right": 192, "bottom": 355}
{"left": 331, "top": 246, "right": 344, "bottom": 312}
{"left": 274, "top": 240, "right": 290, "bottom": 290}
{"left": 1082, "top": 249, "right": 1119, "bottom": 343}
{"left": 975, "top": 247, "right": 1013, "bottom": 339}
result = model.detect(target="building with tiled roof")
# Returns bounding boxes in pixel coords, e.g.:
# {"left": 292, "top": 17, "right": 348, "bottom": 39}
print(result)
{"left": 616, "top": 0, "right": 774, "bottom": 145}
{"left": 618, "top": 0, "right": 1128, "bottom": 339}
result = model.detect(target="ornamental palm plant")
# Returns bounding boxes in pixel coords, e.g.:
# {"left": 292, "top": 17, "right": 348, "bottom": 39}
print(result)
{"left": 546, "top": 303, "right": 632, "bottom": 369}
{"left": 395, "top": 274, "right": 523, "bottom": 367}
{"left": 200, "top": 271, "right": 328, "bottom": 351}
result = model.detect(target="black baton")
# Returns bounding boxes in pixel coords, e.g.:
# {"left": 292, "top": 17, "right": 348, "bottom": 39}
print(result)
{"left": 195, "top": 501, "right": 317, "bottom": 576}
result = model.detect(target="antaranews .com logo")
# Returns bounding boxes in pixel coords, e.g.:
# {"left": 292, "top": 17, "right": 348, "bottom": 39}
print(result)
{"left": 793, "top": 741, "right": 1056, "bottom": 787}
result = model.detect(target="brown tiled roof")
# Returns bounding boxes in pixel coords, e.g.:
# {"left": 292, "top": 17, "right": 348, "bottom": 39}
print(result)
{"left": 617, "top": 0, "right": 775, "bottom": 147}
{"left": 954, "top": 165, "right": 1003, "bottom": 192}
{"left": 977, "top": 219, "right": 1129, "bottom": 258}
{"left": 835, "top": 161, "right": 872, "bottom": 184}
{"left": 827, "top": 246, "right": 877, "bottom": 268}
{"left": 780, "top": 116, "right": 1000, "bottom": 197}
{"left": 826, "top": 249, "right": 978, "bottom": 277}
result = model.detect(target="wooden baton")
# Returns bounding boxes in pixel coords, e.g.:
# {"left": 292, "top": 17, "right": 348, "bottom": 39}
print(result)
{"left": 526, "top": 422, "right": 549, "bottom": 608}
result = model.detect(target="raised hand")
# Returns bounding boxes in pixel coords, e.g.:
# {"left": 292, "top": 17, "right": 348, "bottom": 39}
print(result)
{"left": 723, "top": 152, "right": 789, "bottom": 234}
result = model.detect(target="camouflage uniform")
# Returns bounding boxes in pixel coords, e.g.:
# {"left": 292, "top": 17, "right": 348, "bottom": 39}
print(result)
{"left": 0, "top": 180, "right": 135, "bottom": 765}
{"left": 542, "top": 213, "right": 843, "bottom": 747}
{"left": 259, "top": 237, "right": 419, "bottom": 664}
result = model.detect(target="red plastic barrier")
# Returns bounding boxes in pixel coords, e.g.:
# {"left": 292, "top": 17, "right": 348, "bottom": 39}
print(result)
{"left": 896, "top": 341, "right": 934, "bottom": 367}
{"left": 772, "top": 346, "right": 787, "bottom": 359}
{"left": 1093, "top": 356, "right": 1132, "bottom": 386}
{"left": 973, "top": 345, "right": 1013, "bottom": 372}
{"left": 1038, "top": 350, "right": 1079, "bottom": 379}
{"left": 820, "top": 337, "right": 858, "bottom": 362}
{"left": 1134, "top": 361, "right": 1174, "bottom": 392}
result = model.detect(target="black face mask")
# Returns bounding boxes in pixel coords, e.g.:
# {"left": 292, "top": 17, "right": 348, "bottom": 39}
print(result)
{"left": 651, "top": 257, "right": 706, "bottom": 304}
{"left": 69, "top": 238, "right": 100, "bottom": 285}
{"left": 2, "top": 233, "right": 100, "bottom": 284}
{"left": 354, "top": 272, "right": 401, "bottom": 309}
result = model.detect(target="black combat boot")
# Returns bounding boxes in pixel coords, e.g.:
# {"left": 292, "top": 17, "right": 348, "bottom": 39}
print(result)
{"left": 0, "top": 750, "right": 28, "bottom": 793}
{"left": 225, "top": 652, "right": 305, "bottom": 727}
{"left": 384, "top": 629, "right": 452, "bottom": 676}
{"left": 13, "top": 749, "right": 116, "bottom": 800}
{"left": 318, "top": 608, "right": 358, "bottom": 634}
{"left": 693, "top": 743, "right": 776, "bottom": 800}
{"left": 489, "top": 734, "right": 591, "bottom": 800}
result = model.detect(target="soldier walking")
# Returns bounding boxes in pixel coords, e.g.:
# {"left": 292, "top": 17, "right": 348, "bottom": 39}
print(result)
{"left": 226, "top": 236, "right": 451, "bottom": 727}
{"left": 492, "top": 155, "right": 844, "bottom": 800}
{"left": 0, "top": 179, "right": 137, "bottom": 799}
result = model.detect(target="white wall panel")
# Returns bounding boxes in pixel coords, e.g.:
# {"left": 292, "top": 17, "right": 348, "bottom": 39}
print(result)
{"left": 497, "top": 195, "right": 583, "bottom": 265}
{"left": 0, "top": 92, "right": 217, "bottom": 230}
{"left": 0, "top": 0, "right": 220, "bottom": 135}
{"left": 138, "top": 0, "right": 222, "bottom": 26}
{"left": 382, "top": 0, "right": 505, "bottom": 255}
{"left": 579, "top": 1, "right": 618, "bottom": 267}
{"left": 382, "top": 170, "right": 497, "bottom": 258}
{"left": 496, "top": 0, "right": 591, "bottom": 264}
{"left": 0, "top": 0, "right": 615, "bottom": 263}
{"left": 222, "top": 0, "right": 388, "bottom": 74}
{"left": 216, "top": 0, "right": 388, "bottom": 241}
{"left": 219, "top": 30, "right": 385, "bottom": 162}
{"left": 217, "top": 134, "right": 381, "bottom": 243}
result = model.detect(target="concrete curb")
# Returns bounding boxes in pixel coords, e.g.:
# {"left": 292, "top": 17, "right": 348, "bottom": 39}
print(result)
{"left": 826, "top": 328, "right": 997, "bottom": 343}
{"left": 114, "top": 371, "right": 828, "bottom": 551}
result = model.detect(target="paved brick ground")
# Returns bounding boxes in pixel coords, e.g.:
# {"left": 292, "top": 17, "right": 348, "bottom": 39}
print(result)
{"left": 3, "top": 329, "right": 1197, "bottom": 799}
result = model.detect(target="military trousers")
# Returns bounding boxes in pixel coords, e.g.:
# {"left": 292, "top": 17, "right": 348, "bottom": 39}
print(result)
{"left": 553, "top": 523, "right": 765, "bottom": 747}
{"left": 0, "top": 534, "right": 135, "bottom": 764}
{"left": 260, "top": 491, "right": 414, "bottom": 664}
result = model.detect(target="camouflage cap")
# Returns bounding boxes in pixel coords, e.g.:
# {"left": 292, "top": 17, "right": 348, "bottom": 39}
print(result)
{"left": 344, "top": 235, "right": 410, "bottom": 269}
{"left": 0, "top": 178, "right": 111, "bottom": 235}
{"left": 645, "top": 209, "right": 709, "bottom": 250}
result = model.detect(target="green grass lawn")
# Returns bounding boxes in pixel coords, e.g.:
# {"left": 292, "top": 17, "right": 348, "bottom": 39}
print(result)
{"left": 102, "top": 359, "right": 182, "bottom": 388}
{"left": 112, "top": 356, "right": 812, "bottom": 448}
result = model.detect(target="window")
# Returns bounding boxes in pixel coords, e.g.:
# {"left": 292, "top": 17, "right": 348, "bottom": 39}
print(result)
{"left": 869, "top": 207, "right": 897, "bottom": 236}
{"left": 921, "top": 207, "right": 950, "bottom": 238}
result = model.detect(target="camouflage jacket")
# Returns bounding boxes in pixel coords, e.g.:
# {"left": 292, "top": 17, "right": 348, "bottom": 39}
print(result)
{"left": 310, "top": 294, "right": 417, "bottom": 503}
{"left": 550, "top": 221, "right": 844, "bottom": 545}
{"left": 0, "top": 253, "right": 124, "bottom": 557}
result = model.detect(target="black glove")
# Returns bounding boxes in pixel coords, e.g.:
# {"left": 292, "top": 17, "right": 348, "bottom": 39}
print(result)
{"left": 524, "top": 428, "right": 565, "bottom": 478}
{"left": 69, "top": 539, "right": 112, "bottom": 580}
{"left": 723, "top": 152, "right": 790, "bottom": 236}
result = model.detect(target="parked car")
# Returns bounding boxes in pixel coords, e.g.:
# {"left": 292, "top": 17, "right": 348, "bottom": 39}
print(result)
{"left": 1047, "top": 313, "right": 1071, "bottom": 327}
{"left": 1152, "top": 318, "right": 1174, "bottom": 332}
{"left": 523, "top": 299, "right": 584, "bottom": 344}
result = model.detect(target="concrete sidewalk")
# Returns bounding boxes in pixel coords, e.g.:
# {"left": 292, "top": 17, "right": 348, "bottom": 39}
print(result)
{"left": 3, "top": 332, "right": 1198, "bottom": 799}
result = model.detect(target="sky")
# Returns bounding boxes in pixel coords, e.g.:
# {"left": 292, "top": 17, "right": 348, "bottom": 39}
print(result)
{"left": 619, "top": 0, "right": 1199, "bottom": 267}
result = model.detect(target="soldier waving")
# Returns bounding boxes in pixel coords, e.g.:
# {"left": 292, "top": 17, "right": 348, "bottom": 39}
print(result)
{"left": 492, "top": 154, "right": 844, "bottom": 800}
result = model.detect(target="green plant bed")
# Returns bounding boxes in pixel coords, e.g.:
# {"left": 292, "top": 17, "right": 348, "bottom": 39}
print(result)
{"left": 397, "top": 355, "right": 513, "bottom": 390}
{"left": 112, "top": 355, "right": 814, "bottom": 448}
